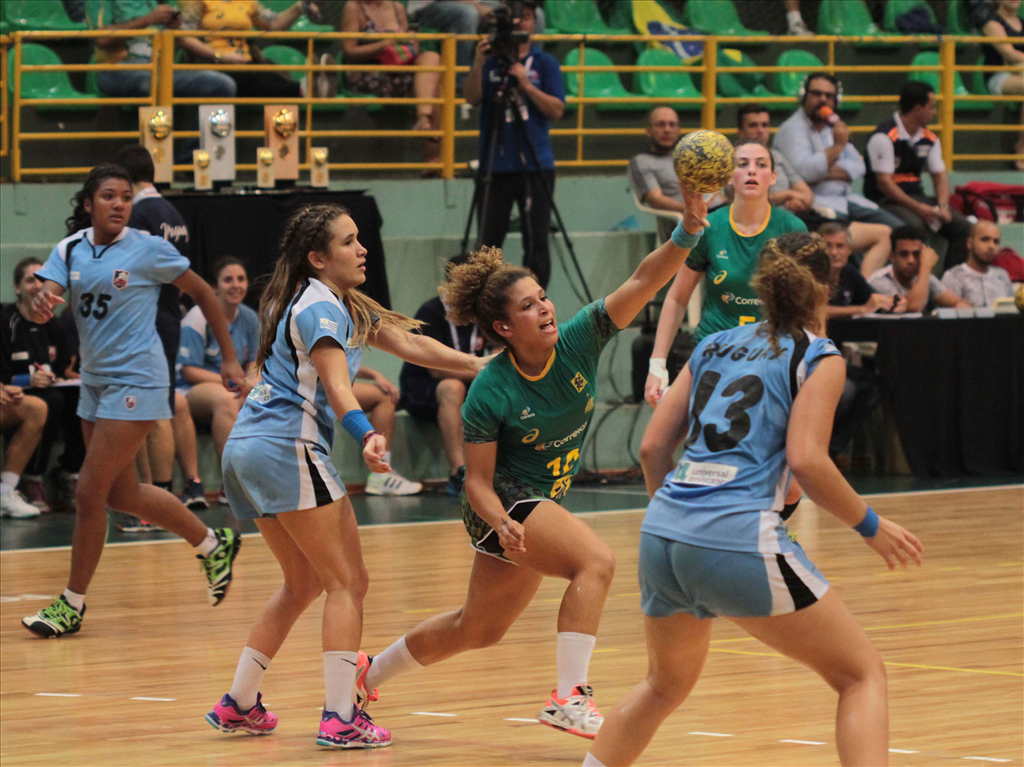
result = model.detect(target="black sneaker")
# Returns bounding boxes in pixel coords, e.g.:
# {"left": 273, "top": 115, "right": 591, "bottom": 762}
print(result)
{"left": 444, "top": 466, "right": 466, "bottom": 496}
{"left": 183, "top": 478, "right": 208, "bottom": 511}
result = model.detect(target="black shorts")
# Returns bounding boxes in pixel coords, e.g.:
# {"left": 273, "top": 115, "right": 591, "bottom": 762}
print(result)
{"left": 463, "top": 479, "right": 544, "bottom": 561}
{"left": 400, "top": 376, "right": 440, "bottom": 421}
{"left": 155, "top": 305, "right": 180, "bottom": 414}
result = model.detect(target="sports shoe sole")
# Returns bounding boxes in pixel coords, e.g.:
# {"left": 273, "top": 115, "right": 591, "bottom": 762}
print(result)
{"left": 536, "top": 711, "right": 599, "bottom": 740}
{"left": 22, "top": 619, "right": 81, "bottom": 639}
{"left": 315, "top": 736, "right": 390, "bottom": 749}
{"left": 185, "top": 497, "right": 209, "bottom": 511}
{"left": 204, "top": 713, "right": 275, "bottom": 736}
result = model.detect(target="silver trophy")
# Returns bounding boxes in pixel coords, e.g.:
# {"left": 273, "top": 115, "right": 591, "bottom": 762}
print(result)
{"left": 199, "top": 105, "right": 236, "bottom": 182}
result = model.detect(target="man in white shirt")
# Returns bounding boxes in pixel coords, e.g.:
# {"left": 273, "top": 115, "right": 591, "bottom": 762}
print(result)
{"left": 941, "top": 220, "right": 1015, "bottom": 307}
{"left": 869, "top": 226, "right": 971, "bottom": 313}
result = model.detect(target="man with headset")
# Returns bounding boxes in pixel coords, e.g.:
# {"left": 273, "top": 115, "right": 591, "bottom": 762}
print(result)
{"left": 775, "top": 73, "right": 904, "bottom": 274}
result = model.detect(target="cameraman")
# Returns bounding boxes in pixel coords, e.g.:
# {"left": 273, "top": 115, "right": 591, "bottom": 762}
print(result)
{"left": 464, "top": 0, "right": 565, "bottom": 288}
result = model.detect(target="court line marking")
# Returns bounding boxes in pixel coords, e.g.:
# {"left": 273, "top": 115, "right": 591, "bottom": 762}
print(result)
{"left": 410, "top": 712, "right": 457, "bottom": 717}
{"left": 35, "top": 693, "right": 80, "bottom": 697}
{"left": 3, "top": 484, "right": 1019, "bottom": 556}
{"left": 689, "top": 731, "right": 734, "bottom": 737}
{"left": 709, "top": 647, "right": 1024, "bottom": 677}
{"left": 130, "top": 697, "right": 176, "bottom": 702}
{"left": 889, "top": 749, "right": 920, "bottom": 754}
{"left": 963, "top": 758, "right": 1012, "bottom": 763}
{"left": 505, "top": 718, "right": 540, "bottom": 723}
{"left": 780, "top": 739, "right": 826, "bottom": 745}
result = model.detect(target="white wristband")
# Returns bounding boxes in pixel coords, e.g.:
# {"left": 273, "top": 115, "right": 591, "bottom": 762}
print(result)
{"left": 648, "top": 357, "right": 669, "bottom": 387}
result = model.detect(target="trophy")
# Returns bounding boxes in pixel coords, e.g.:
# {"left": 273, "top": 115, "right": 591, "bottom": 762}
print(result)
{"left": 257, "top": 148, "right": 275, "bottom": 188}
{"left": 139, "top": 106, "right": 173, "bottom": 183}
{"left": 310, "top": 147, "right": 329, "bottom": 188}
{"left": 264, "top": 105, "right": 299, "bottom": 181}
{"left": 199, "top": 105, "right": 236, "bottom": 182}
{"left": 193, "top": 150, "right": 213, "bottom": 191}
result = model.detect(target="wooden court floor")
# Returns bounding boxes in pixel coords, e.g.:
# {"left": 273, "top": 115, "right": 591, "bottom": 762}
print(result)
{"left": 1, "top": 485, "right": 1021, "bottom": 766}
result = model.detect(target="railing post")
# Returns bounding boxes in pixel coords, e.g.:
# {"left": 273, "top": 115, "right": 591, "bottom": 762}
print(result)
{"left": 701, "top": 37, "right": 717, "bottom": 131}
{"left": 939, "top": 36, "right": 955, "bottom": 171}
{"left": 1, "top": 36, "right": 8, "bottom": 160}
{"left": 576, "top": 40, "right": 585, "bottom": 162}
{"left": 306, "top": 35, "right": 314, "bottom": 170}
{"left": 12, "top": 34, "right": 22, "bottom": 182}
{"left": 157, "top": 29, "right": 174, "bottom": 107}
{"left": 440, "top": 34, "right": 456, "bottom": 179}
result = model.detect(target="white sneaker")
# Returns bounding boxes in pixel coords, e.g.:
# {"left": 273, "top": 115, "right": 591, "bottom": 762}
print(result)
{"left": 364, "top": 472, "right": 423, "bottom": 496}
{"left": 537, "top": 684, "right": 604, "bottom": 740}
{"left": 1, "top": 484, "right": 42, "bottom": 518}
{"left": 788, "top": 18, "right": 813, "bottom": 36}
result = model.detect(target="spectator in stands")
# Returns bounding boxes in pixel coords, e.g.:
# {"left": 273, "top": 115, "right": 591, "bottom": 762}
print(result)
{"left": 354, "top": 364, "right": 423, "bottom": 495}
{"left": 869, "top": 226, "right": 971, "bottom": 313}
{"left": 941, "top": 220, "right": 1016, "bottom": 307}
{"left": 783, "top": 0, "right": 813, "bottom": 36}
{"left": 179, "top": 0, "right": 309, "bottom": 97}
{"left": 865, "top": 81, "right": 972, "bottom": 270}
{"left": 176, "top": 257, "right": 259, "bottom": 504}
{"left": 399, "top": 274, "right": 488, "bottom": 496}
{"left": 982, "top": 0, "right": 1024, "bottom": 169}
{"left": 464, "top": 0, "right": 565, "bottom": 288}
{"left": 90, "top": 2, "right": 236, "bottom": 99}
{"left": 341, "top": 0, "right": 444, "bottom": 166}
{"left": 774, "top": 73, "right": 903, "bottom": 276}
{"left": 822, "top": 223, "right": 902, "bottom": 319}
{"left": 406, "top": 1, "right": 492, "bottom": 88}
{"left": 1, "top": 258, "right": 85, "bottom": 513}
{"left": 628, "top": 106, "right": 685, "bottom": 242}
{"left": 0, "top": 384, "right": 46, "bottom": 518}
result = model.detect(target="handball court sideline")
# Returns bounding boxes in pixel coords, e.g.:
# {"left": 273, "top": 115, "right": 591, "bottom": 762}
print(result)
{"left": 1, "top": 482, "right": 1021, "bottom": 766}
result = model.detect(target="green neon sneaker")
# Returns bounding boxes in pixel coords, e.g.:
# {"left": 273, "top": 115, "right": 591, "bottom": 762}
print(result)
{"left": 198, "top": 528, "right": 242, "bottom": 606}
{"left": 22, "top": 595, "right": 85, "bottom": 638}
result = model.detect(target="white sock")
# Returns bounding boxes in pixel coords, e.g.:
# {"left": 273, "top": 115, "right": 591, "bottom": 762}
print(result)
{"left": 557, "top": 632, "right": 596, "bottom": 698}
{"left": 323, "top": 650, "right": 359, "bottom": 719}
{"left": 1, "top": 472, "right": 20, "bottom": 489}
{"left": 382, "top": 450, "right": 392, "bottom": 468}
{"left": 229, "top": 647, "right": 271, "bottom": 711}
{"left": 62, "top": 588, "right": 85, "bottom": 612}
{"left": 583, "top": 753, "right": 607, "bottom": 767}
{"left": 365, "top": 635, "right": 423, "bottom": 690}
{"left": 786, "top": 9, "right": 803, "bottom": 25}
{"left": 194, "top": 528, "right": 218, "bottom": 557}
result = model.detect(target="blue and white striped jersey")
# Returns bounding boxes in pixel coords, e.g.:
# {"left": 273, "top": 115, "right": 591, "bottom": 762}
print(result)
{"left": 230, "top": 279, "right": 362, "bottom": 451}
{"left": 642, "top": 322, "right": 841, "bottom": 554}
{"left": 36, "top": 227, "right": 190, "bottom": 387}
{"left": 176, "top": 303, "right": 259, "bottom": 391}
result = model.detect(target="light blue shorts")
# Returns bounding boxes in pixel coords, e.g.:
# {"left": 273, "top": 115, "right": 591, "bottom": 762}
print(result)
{"left": 221, "top": 436, "right": 346, "bottom": 520}
{"left": 78, "top": 383, "right": 172, "bottom": 422}
{"left": 638, "top": 532, "right": 829, "bottom": 620}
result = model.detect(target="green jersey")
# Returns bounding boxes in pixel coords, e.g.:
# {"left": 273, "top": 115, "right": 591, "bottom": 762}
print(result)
{"left": 462, "top": 300, "right": 619, "bottom": 513}
{"left": 685, "top": 204, "right": 807, "bottom": 341}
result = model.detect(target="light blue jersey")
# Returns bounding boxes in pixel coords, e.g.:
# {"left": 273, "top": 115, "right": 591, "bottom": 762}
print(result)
{"left": 37, "top": 227, "right": 190, "bottom": 387}
{"left": 230, "top": 278, "right": 361, "bottom": 451}
{"left": 642, "top": 322, "right": 841, "bottom": 554}
{"left": 176, "top": 303, "right": 259, "bottom": 391}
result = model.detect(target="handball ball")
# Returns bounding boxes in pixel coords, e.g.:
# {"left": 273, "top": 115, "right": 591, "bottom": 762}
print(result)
{"left": 673, "top": 130, "right": 735, "bottom": 193}
{"left": 1015, "top": 283, "right": 1024, "bottom": 314}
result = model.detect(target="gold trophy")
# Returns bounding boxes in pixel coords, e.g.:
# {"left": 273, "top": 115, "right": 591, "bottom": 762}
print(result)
{"left": 139, "top": 106, "right": 173, "bottom": 183}
{"left": 264, "top": 105, "right": 299, "bottom": 181}
{"left": 193, "top": 150, "right": 213, "bottom": 191}
{"left": 257, "top": 148, "right": 276, "bottom": 188}
{"left": 310, "top": 147, "right": 329, "bottom": 188}
{"left": 199, "top": 105, "right": 236, "bottom": 182}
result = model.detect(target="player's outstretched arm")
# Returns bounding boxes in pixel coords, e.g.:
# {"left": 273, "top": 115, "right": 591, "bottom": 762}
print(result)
{"left": 787, "top": 356, "right": 923, "bottom": 569}
{"left": 639, "top": 362, "right": 693, "bottom": 498}
{"left": 604, "top": 190, "right": 709, "bottom": 332}
{"left": 369, "top": 322, "right": 490, "bottom": 376}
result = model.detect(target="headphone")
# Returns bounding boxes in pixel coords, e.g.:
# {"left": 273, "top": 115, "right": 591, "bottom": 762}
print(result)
{"left": 798, "top": 72, "right": 843, "bottom": 107}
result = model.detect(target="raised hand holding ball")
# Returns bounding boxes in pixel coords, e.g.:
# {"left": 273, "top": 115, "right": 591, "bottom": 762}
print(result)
{"left": 673, "top": 129, "right": 735, "bottom": 193}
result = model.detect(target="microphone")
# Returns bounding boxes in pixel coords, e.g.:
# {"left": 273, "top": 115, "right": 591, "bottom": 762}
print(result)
{"left": 818, "top": 106, "right": 840, "bottom": 126}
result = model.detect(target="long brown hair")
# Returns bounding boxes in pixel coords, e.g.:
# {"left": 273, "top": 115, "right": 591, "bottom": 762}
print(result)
{"left": 255, "top": 204, "right": 419, "bottom": 371}
{"left": 751, "top": 232, "right": 832, "bottom": 355}
{"left": 440, "top": 246, "right": 534, "bottom": 346}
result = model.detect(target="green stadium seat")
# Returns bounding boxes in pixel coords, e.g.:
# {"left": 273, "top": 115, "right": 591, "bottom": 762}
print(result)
{"left": 817, "top": 0, "right": 892, "bottom": 47}
{"left": 546, "top": 0, "right": 630, "bottom": 36}
{"left": 3, "top": 0, "right": 87, "bottom": 32}
{"left": 715, "top": 48, "right": 788, "bottom": 111}
{"left": 635, "top": 48, "right": 701, "bottom": 111}
{"left": 261, "top": 0, "right": 334, "bottom": 32}
{"left": 261, "top": 44, "right": 306, "bottom": 82}
{"left": 8, "top": 43, "right": 98, "bottom": 111}
{"left": 883, "top": 0, "right": 939, "bottom": 32}
{"left": 772, "top": 50, "right": 861, "bottom": 114}
{"left": 563, "top": 47, "right": 646, "bottom": 111}
{"left": 909, "top": 51, "right": 992, "bottom": 111}
{"left": 683, "top": 0, "right": 766, "bottom": 41}
{"left": 969, "top": 54, "right": 1000, "bottom": 107}
{"left": 945, "top": 0, "right": 974, "bottom": 34}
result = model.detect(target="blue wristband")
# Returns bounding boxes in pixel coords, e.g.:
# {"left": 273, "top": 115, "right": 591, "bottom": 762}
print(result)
{"left": 671, "top": 221, "right": 703, "bottom": 250}
{"left": 11, "top": 373, "right": 31, "bottom": 387}
{"left": 853, "top": 507, "right": 879, "bottom": 538}
{"left": 341, "top": 410, "right": 374, "bottom": 447}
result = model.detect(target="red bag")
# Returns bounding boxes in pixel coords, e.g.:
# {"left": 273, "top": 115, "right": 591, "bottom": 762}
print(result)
{"left": 994, "top": 247, "right": 1024, "bottom": 282}
{"left": 951, "top": 182, "right": 1024, "bottom": 224}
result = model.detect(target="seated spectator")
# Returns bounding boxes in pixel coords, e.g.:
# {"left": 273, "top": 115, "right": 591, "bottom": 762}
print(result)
{"left": 628, "top": 106, "right": 685, "bottom": 242}
{"left": 982, "top": 0, "right": 1024, "bottom": 168}
{"left": 941, "top": 221, "right": 1016, "bottom": 307}
{"left": 406, "top": 1, "right": 493, "bottom": 88}
{"left": 179, "top": 0, "right": 310, "bottom": 97}
{"left": 822, "top": 223, "right": 902, "bottom": 319}
{"left": 399, "top": 285, "right": 487, "bottom": 496}
{"left": 774, "top": 73, "right": 902, "bottom": 275}
{"left": 353, "top": 365, "right": 423, "bottom": 495}
{"left": 342, "top": 0, "right": 443, "bottom": 165}
{"left": 865, "top": 81, "right": 972, "bottom": 270}
{"left": 731, "top": 103, "right": 813, "bottom": 214}
{"left": 176, "top": 258, "right": 259, "bottom": 501}
{"left": 91, "top": 2, "right": 236, "bottom": 99}
{"left": 869, "top": 226, "right": 971, "bottom": 313}
{"left": 1, "top": 258, "right": 84, "bottom": 512}
{"left": 0, "top": 385, "right": 46, "bottom": 518}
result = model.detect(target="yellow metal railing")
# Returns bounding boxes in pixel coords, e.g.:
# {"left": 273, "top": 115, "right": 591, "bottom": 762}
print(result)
{"left": 1, "top": 35, "right": 9, "bottom": 160}
{"left": 5, "top": 30, "right": 1023, "bottom": 181}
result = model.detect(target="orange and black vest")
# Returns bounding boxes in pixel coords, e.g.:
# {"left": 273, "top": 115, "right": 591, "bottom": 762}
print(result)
{"left": 864, "top": 117, "right": 937, "bottom": 203}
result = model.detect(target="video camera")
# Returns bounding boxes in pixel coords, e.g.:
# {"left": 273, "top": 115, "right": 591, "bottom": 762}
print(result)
{"left": 485, "top": 0, "right": 530, "bottom": 70}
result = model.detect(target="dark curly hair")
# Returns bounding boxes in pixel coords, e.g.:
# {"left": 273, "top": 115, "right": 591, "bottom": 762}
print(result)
{"left": 439, "top": 246, "right": 535, "bottom": 346}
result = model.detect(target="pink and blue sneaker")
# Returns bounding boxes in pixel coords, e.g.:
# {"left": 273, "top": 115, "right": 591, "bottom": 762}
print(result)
{"left": 355, "top": 651, "right": 379, "bottom": 709}
{"left": 205, "top": 692, "right": 278, "bottom": 735}
{"left": 316, "top": 707, "right": 391, "bottom": 749}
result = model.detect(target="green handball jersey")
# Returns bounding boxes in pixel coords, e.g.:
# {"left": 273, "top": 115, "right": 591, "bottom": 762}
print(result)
{"left": 686, "top": 205, "right": 806, "bottom": 342}
{"left": 461, "top": 300, "right": 619, "bottom": 521}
